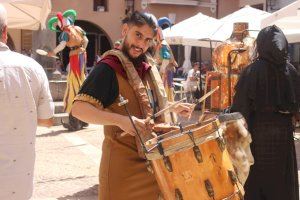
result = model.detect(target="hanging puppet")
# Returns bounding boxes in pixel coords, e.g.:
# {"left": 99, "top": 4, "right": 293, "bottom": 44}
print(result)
{"left": 155, "top": 17, "right": 178, "bottom": 101}
{"left": 47, "top": 9, "right": 89, "bottom": 131}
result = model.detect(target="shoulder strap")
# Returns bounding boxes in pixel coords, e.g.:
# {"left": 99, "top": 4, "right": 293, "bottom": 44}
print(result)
{"left": 102, "top": 49, "right": 153, "bottom": 118}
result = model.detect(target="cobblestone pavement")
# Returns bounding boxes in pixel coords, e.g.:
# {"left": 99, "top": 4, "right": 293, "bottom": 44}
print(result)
{"left": 32, "top": 111, "right": 300, "bottom": 199}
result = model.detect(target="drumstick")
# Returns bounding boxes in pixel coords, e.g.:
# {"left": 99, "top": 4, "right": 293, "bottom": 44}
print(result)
{"left": 195, "top": 86, "right": 219, "bottom": 104}
{"left": 144, "top": 98, "right": 187, "bottom": 123}
{"left": 121, "top": 98, "right": 186, "bottom": 137}
{"left": 198, "top": 86, "right": 220, "bottom": 122}
{"left": 144, "top": 87, "right": 219, "bottom": 123}
{"left": 199, "top": 77, "right": 209, "bottom": 122}
{"left": 187, "top": 86, "right": 219, "bottom": 120}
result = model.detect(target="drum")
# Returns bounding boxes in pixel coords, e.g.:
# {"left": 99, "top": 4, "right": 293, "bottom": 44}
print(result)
{"left": 145, "top": 113, "right": 248, "bottom": 200}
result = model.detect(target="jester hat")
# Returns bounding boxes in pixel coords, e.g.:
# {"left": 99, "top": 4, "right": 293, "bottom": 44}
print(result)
{"left": 48, "top": 9, "right": 77, "bottom": 32}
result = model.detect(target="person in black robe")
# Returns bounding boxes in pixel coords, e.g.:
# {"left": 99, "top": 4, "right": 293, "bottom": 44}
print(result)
{"left": 231, "top": 25, "right": 300, "bottom": 200}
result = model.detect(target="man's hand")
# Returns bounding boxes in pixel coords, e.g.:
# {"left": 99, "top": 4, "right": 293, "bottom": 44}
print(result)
{"left": 119, "top": 116, "right": 148, "bottom": 137}
{"left": 171, "top": 103, "right": 195, "bottom": 118}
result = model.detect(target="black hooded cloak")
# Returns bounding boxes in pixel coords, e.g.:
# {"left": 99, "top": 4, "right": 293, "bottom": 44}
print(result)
{"left": 231, "top": 25, "right": 300, "bottom": 200}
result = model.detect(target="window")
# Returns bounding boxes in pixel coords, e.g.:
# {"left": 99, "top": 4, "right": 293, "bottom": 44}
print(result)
{"left": 93, "top": 0, "right": 108, "bottom": 12}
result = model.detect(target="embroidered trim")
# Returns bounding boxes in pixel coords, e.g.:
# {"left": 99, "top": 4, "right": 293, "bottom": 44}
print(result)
{"left": 74, "top": 94, "right": 103, "bottom": 109}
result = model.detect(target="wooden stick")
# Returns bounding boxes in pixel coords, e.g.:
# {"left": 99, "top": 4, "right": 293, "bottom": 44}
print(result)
{"left": 145, "top": 87, "right": 219, "bottom": 123}
{"left": 196, "top": 86, "right": 219, "bottom": 104}
{"left": 145, "top": 97, "right": 187, "bottom": 123}
{"left": 198, "top": 86, "right": 220, "bottom": 123}
{"left": 199, "top": 77, "right": 209, "bottom": 122}
{"left": 199, "top": 85, "right": 219, "bottom": 123}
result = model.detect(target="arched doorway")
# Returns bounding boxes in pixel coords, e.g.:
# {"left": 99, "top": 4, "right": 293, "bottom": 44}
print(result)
{"left": 7, "top": 34, "right": 15, "bottom": 51}
{"left": 57, "top": 20, "right": 112, "bottom": 71}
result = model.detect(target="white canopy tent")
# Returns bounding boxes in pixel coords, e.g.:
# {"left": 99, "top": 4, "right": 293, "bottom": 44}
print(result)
{"left": 261, "top": 0, "right": 300, "bottom": 43}
{"left": 162, "top": 12, "right": 220, "bottom": 72}
{"left": 2, "top": 0, "right": 51, "bottom": 30}
{"left": 164, "top": 6, "right": 271, "bottom": 72}
{"left": 184, "top": 6, "right": 270, "bottom": 48}
{"left": 163, "top": 12, "right": 220, "bottom": 73}
{"left": 163, "top": 12, "right": 220, "bottom": 45}
{"left": 181, "top": 16, "right": 222, "bottom": 48}
{"left": 164, "top": 6, "right": 271, "bottom": 48}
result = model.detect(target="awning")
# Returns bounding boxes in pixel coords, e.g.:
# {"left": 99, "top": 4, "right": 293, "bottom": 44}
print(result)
{"left": 164, "top": 6, "right": 271, "bottom": 48}
{"left": 202, "top": 5, "right": 270, "bottom": 48}
{"left": 261, "top": 0, "right": 300, "bottom": 43}
{"left": 261, "top": 0, "right": 300, "bottom": 29}
{"left": 163, "top": 12, "right": 220, "bottom": 46}
{"left": 2, "top": 0, "right": 51, "bottom": 30}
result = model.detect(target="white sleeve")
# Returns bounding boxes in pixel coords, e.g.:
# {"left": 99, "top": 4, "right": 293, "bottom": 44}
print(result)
{"left": 187, "top": 70, "right": 193, "bottom": 78}
{"left": 37, "top": 67, "right": 54, "bottom": 119}
{"left": 53, "top": 41, "right": 67, "bottom": 54}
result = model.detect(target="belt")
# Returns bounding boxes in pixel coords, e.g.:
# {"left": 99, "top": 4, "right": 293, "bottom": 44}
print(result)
{"left": 70, "top": 45, "right": 83, "bottom": 50}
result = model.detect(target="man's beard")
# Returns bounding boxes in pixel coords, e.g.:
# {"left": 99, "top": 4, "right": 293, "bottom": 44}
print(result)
{"left": 122, "top": 38, "right": 146, "bottom": 67}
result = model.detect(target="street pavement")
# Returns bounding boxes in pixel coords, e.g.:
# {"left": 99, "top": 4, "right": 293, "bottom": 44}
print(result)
{"left": 31, "top": 111, "right": 300, "bottom": 199}
{"left": 32, "top": 125, "right": 103, "bottom": 200}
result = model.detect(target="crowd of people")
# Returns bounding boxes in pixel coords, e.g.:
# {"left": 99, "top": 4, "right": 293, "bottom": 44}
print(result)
{"left": 0, "top": 3, "right": 299, "bottom": 200}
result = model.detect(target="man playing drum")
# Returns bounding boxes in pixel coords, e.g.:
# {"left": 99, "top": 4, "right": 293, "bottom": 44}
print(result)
{"left": 71, "top": 11, "right": 193, "bottom": 200}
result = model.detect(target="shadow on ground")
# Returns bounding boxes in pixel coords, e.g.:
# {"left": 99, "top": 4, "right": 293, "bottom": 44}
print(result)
{"left": 57, "top": 184, "right": 98, "bottom": 200}
{"left": 36, "top": 129, "right": 70, "bottom": 138}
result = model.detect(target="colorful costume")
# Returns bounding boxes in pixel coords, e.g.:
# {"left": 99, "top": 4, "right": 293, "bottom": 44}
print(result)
{"left": 48, "top": 9, "right": 88, "bottom": 130}
{"left": 155, "top": 17, "right": 178, "bottom": 101}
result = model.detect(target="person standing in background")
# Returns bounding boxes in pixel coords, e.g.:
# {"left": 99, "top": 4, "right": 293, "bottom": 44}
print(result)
{"left": 231, "top": 25, "right": 300, "bottom": 200}
{"left": 155, "top": 17, "right": 178, "bottom": 101}
{"left": 47, "top": 9, "right": 89, "bottom": 131}
{"left": 185, "top": 61, "right": 201, "bottom": 101}
{"left": 0, "top": 4, "right": 54, "bottom": 199}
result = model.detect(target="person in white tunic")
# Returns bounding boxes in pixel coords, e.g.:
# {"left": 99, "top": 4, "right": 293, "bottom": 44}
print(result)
{"left": 0, "top": 4, "right": 54, "bottom": 200}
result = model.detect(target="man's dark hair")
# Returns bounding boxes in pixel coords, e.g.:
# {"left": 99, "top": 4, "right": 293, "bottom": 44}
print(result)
{"left": 122, "top": 11, "right": 157, "bottom": 35}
